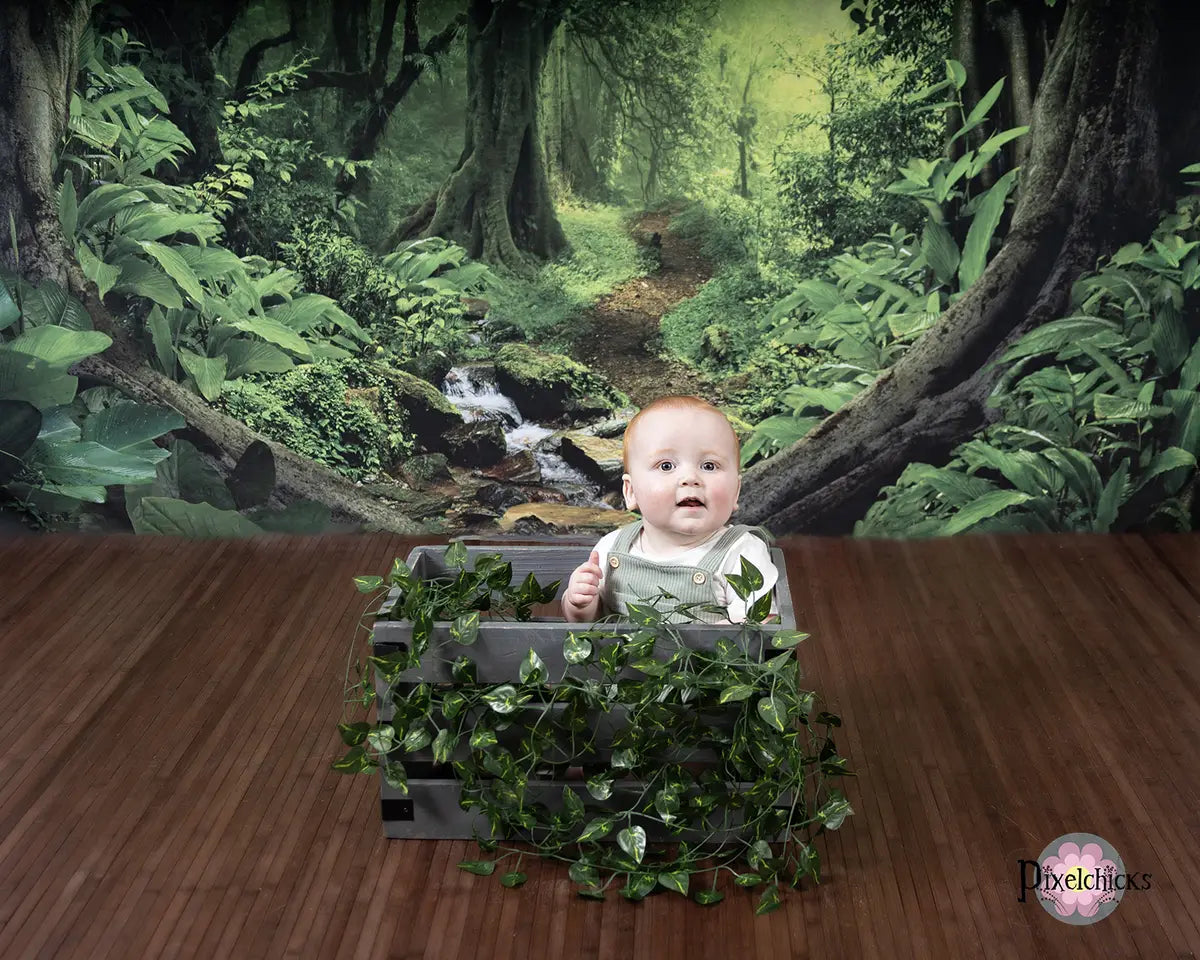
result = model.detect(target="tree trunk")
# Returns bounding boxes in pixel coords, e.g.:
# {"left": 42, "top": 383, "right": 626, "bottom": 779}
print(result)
{"left": 738, "top": 0, "right": 1200, "bottom": 534}
{"left": 389, "top": 0, "right": 567, "bottom": 273}
{"left": 0, "top": 2, "right": 91, "bottom": 283}
{"left": 1, "top": 3, "right": 422, "bottom": 534}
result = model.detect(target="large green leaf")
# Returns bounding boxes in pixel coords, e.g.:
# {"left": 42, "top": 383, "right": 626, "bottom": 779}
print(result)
{"left": 111, "top": 257, "right": 183, "bottom": 309}
{"left": 138, "top": 241, "right": 205, "bottom": 304}
{"left": 921, "top": 219, "right": 960, "bottom": 285}
{"left": 27, "top": 438, "right": 161, "bottom": 489}
{"left": 77, "top": 244, "right": 122, "bottom": 299}
{"left": 14, "top": 280, "right": 92, "bottom": 331}
{"left": 0, "top": 351, "right": 77, "bottom": 409}
{"left": 219, "top": 340, "right": 295, "bottom": 379}
{"left": 941, "top": 490, "right": 1033, "bottom": 535}
{"left": 1150, "top": 301, "right": 1189, "bottom": 375}
{"left": 952, "top": 77, "right": 1005, "bottom": 144}
{"left": 119, "top": 209, "right": 221, "bottom": 245}
{"left": 6, "top": 326, "right": 111, "bottom": 367}
{"left": 176, "top": 348, "right": 227, "bottom": 402}
{"left": 131, "top": 497, "right": 262, "bottom": 537}
{"left": 80, "top": 400, "right": 182, "bottom": 459}
{"left": 76, "top": 183, "right": 150, "bottom": 229}
{"left": 175, "top": 244, "right": 246, "bottom": 279}
{"left": 958, "top": 168, "right": 1018, "bottom": 291}
{"left": 1001, "top": 317, "right": 1124, "bottom": 362}
{"left": 1093, "top": 460, "right": 1130, "bottom": 532}
{"left": 225, "top": 317, "right": 313, "bottom": 358}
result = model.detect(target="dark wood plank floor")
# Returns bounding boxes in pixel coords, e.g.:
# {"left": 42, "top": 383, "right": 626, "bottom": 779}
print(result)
{"left": 0, "top": 531, "right": 1197, "bottom": 959}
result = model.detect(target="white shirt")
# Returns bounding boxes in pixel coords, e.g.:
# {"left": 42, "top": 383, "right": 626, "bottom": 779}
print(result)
{"left": 593, "top": 525, "right": 779, "bottom": 622}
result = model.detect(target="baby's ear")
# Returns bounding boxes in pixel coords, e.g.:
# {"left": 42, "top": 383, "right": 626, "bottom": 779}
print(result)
{"left": 622, "top": 474, "right": 637, "bottom": 511}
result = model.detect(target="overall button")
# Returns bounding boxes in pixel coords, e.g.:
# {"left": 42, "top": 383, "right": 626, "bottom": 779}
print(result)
{"left": 609, "top": 556, "right": 620, "bottom": 568}
{"left": 692, "top": 571, "right": 706, "bottom": 584}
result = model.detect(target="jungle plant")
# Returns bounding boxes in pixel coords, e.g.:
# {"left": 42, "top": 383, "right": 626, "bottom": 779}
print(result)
{"left": 858, "top": 184, "right": 1200, "bottom": 535}
{"left": 336, "top": 543, "right": 851, "bottom": 913}
{"left": 0, "top": 269, "right": 179, "bottom": 526}
{"left": 743, "top": 59, "right": 1028, "bottom": 465}
{"left": 59, "top": 30, "right": 371, "bottom": 403}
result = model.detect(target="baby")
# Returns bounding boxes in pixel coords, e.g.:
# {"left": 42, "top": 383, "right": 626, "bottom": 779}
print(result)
{"left": 562, "top": 395, "right": 778, "bottom": 624}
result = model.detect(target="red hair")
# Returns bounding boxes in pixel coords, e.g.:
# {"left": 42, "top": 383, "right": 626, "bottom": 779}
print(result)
{"left": 621, "top": 395, "right": 740, "bottom": 472}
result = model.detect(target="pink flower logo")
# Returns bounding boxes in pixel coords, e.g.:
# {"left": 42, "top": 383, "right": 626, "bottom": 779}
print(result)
{"left": 1038, "top": 841, "right": 1119, "bottom": 918}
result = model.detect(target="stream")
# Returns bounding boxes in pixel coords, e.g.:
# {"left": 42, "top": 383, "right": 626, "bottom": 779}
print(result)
{"left": 441, "top": 366, "right": 610, "bottom": 507}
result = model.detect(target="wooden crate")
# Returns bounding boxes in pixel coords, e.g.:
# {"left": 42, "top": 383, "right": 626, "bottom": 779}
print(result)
{"left": 371, "top": 543, "right": 797, "bottom": 839}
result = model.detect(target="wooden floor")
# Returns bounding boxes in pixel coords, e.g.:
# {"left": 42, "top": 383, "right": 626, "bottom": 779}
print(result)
{"left": 0, "top": 531, "right": 1197, "bottom": 960}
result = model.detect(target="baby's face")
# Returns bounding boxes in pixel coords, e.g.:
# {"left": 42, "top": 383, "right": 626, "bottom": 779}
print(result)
{"left": 622, "top": 407, "right": 741, "bottom": 547}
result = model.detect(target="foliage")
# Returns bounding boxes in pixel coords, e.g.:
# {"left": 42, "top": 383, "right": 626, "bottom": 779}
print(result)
{"left": 744, "top": 61, "right": 1027, "bottom": 465}
{"left": 123, "top": 436, "right": 334, "bottom": 536}
{"left": 218, "top": 358, "right": 413, "bottom": 482}
{"left": 196, "top": 58, "right": 369, "bottom": 254}
{"left": 0, "top": 271, "right": 178, "bottom": 527}
{"left": 659, "top": 264, "right": 796, "bottom": 373}
{"left": 484, "top": 204, "right": 647, "bottom": 345}
{"left": 337, "top": 543, "right": 850, "bottom": 912}
{"left": 859, "top": 184, "right": 1200, "bottom": 535}
{"left": 280, "top": 221, "right": 492, "bottom": 381}
{"left": 773, "top": 33, "right": 943, "bottom": 253}
{"left": 60, "top": 30, "right": 371, "bottom": 404}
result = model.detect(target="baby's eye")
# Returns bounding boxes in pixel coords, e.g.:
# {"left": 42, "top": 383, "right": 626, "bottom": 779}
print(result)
{"left": 656, "top": 461, "right": 675, "bottom": 472}
{"left": 701, "top": 460, "right": 719, "bottom": 472}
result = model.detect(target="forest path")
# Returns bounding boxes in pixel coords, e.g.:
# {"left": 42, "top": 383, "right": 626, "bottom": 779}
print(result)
{"left": 567, "top": 210, "right": 718, "bottom": 406}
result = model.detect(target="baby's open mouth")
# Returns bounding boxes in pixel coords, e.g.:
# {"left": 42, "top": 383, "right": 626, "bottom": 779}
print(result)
{"left": 676, "top": 497, "right": 705, "bottom": 508}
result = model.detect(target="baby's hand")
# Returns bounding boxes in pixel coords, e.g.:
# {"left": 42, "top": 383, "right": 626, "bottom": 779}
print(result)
{"left": 563, "top": 550, "right": 603, "bottom": 620}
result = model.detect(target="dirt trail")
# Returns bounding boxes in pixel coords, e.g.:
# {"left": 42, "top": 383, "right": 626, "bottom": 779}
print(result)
{"left": 568, "top": 210, "right": 717, "bottom": 406}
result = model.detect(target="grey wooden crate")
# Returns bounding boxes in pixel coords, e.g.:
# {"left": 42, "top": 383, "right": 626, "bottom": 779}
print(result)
{"left": 372, "top": 542, "right": 798, "bottom": 840}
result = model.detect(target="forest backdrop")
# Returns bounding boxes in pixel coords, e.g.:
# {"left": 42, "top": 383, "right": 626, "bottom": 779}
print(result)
{"left": 2, "top": 0, "right": 1199, "bottom": 539}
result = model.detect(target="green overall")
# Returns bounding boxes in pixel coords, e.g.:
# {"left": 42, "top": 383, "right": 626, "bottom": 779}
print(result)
{"left": 603, "top": 521, "right": 769, "bottom": 624}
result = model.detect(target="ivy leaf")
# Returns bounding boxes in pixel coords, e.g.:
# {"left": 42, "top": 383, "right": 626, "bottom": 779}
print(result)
{"left": 630, "top": 657, "right": 667, "bottom": 677}
{"left": 458, "top": 860, "right": 496, "bottom": 876}
{"left": 577, "top": 817, "right": 614, "bottom": 842}
{"left": 450, "top": 611, "right": 479, "bottom": 646}
{"left": 353, "top": 575, "right": 383, "bottom": 593}
{"left": 577, "top": 888, "right": 606, "bottom": 901}
{"left": 617, "top": 825, "right": 647, "bottom": 864}
{"left": 519, "top": 648, "right": 545, "bottom": 684}
{"left": 693, "top": 889, "right": 724, "bottom": 906}
{"left": 331, "top": 745, "right": 369, "bottom": 773}
{"left": 585, "top": 773, "right": 614, "bottom": 800}
{"left": 757, "top": 696, "right": 787, "bottom": 732}
{"left": 561, "top": 786, "right": 585, "bottom": 822}
{"left": 469, "top": 728, "right": 498, "bottom": 750}
{"left": 444, "top": 540, "right": 468, "bottom": 568}
{"left": 401, "top": 726, "right": 432, "bottom": 752}
{"left": 388, "top": 558, "right": 412, "bottom": 586}
{"left": 755, "top": 883, "right": 783, "bottom": 915}
{"left": 563, "top": 633, "right": 592, "bottom": 664}
{"left": 620, "top": 873, "right": 657, "bottom": 900}
{"left": 569, "top": 861, "right": 599, "bottom": 887}
{"left": 500, "top": 871, "right": 527, "bottom": 888}
{"left": 734, "top": 872, "right": 764, "bottom": 887}
{"left": 610, "top": 748, "right": 637, "bottom": 769}
{"left": 366, "top": 724, "right": 395, "bottom": 753}
{"left": 770, "top": 630, "right": 808, "bottom": 649}
{"left": 818, "top": 794, "right": 854, "bottom": 830}
{"left": 657, "top": 871, "right": 689, "bottom": 896}
{"left": 432, "top": 728, "right": 458, "bottom": 764}
{"left": 337, "top": 721, "right": 369, "bottom": 746}
{"left": 440, "top": 691, "right": 466, "bottom": 719}
{"left": 483, "top": 684, "right": 525, "bottom": 714}
{"left": 382, "top": 761, "right": 407, "bottom": 792}
{"left": 718, "top": 684, "right": 756, "bottom": 704}
{"left": 625, "top": 602, "right": 663, "bottom": 625}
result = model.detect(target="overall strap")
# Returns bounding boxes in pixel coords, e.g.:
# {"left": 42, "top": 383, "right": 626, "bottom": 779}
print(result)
{"left": 611, "top": 520, "right": 643, "bottom": 553}
{"left": 697, "top": 524, "right": 751, "bottom": 571}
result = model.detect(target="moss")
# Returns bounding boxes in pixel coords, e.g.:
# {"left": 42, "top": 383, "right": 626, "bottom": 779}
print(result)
{"left": 373, "top": 364, "right": 460, "bottom": 417}
{"left": 495, "top": 343, "right": 591, "bottom": 388}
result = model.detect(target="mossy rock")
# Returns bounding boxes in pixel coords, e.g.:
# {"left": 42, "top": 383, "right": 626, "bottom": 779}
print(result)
{"left": 373, "top": 365, "right": 463, "bottom": 451}
{"left": 494, "top": 344, "right": 621, "bottom": 421}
